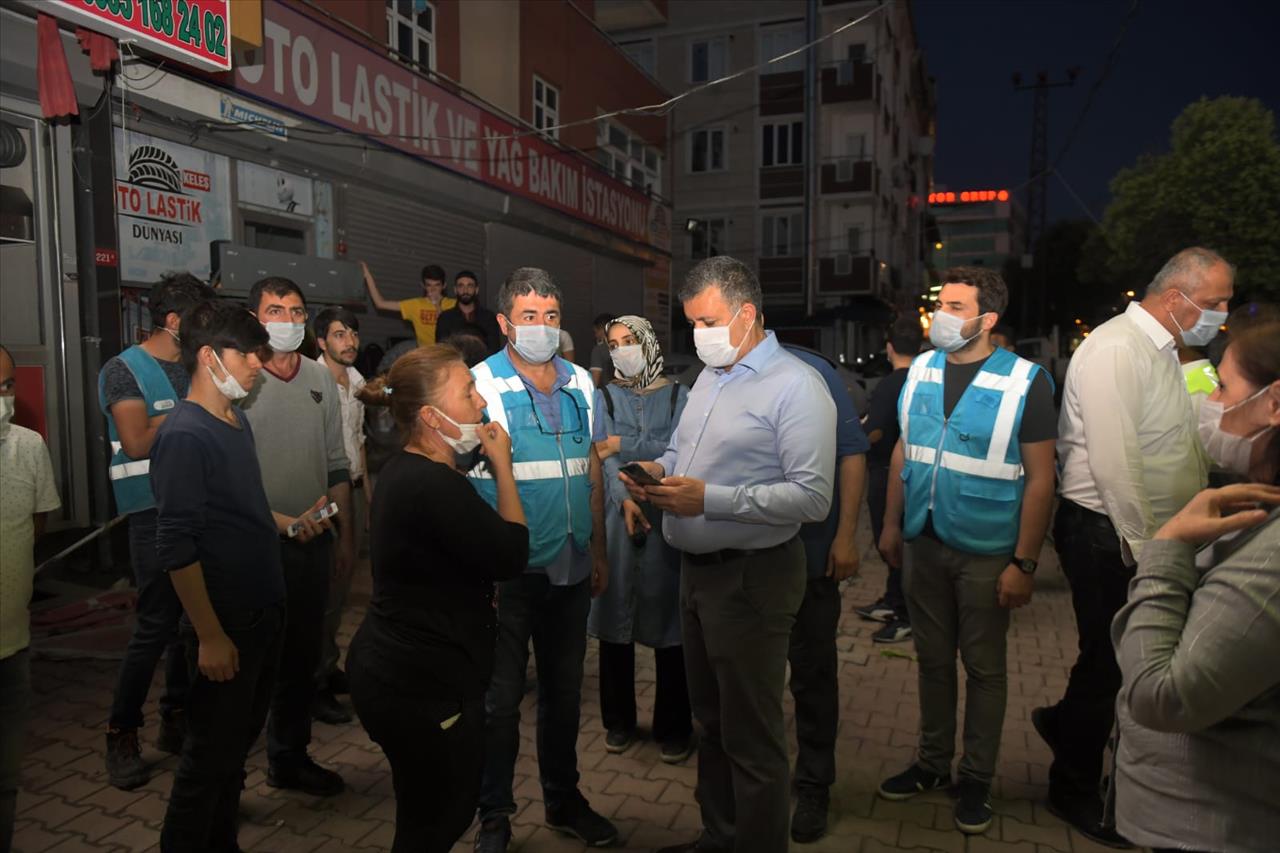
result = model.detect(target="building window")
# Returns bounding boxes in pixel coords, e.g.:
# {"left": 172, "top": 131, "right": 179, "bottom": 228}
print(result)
{"left": 760, "top": 212, "right": 802, "bottom": 258}
{"left": 533, "top": 76, "right": 560, "bottom": 139}
{"left": 619, "top": 38, "right": 656, "bottom": 76}
{"left": 386, "top": 0, "right": 434, "bottom": 72}
{"left": 759, "top": 23, "right": 804, "bottom": 74}
{"left": 598, "top": 120, "right": 662, "bottom": 194}
{"left": 848, "top": 43, "right": 867, "bottom": 64}
{"left": 762, "top": 120, "right": 803, "bottom": 167}
{"left": 690, "top": 128, "right": 727, "bottom": 173}
{"left": 690, "top": 37, "right": 727, "bottom": 83}
{"left": 847, "top": 227, "right": 863, "bottom": 253}
{"left": 690, "top": 217, "right": 727, "bottom": 259}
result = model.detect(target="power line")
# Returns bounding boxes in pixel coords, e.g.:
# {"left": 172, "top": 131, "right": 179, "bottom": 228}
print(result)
{"left": 1053, "top": 0, "right": 1141, "bottom": 169}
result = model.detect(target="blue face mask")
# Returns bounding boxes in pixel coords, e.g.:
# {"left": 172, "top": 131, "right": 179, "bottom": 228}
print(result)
{"left": 508, "top": 323, "right": 560, "bottom": 364}
{"left": 1170, "top": 289, "right": 1228, "bottom": 347}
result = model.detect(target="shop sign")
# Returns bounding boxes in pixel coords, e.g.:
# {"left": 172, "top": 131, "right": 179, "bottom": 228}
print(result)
{"left": 29, "top": 0, "right": 233, "bottom": 73}
{"left": 237, "top": 161, "right": 313, "bottom": 216}
{"left": 113, "top": 128, "right": 233, "bottom": 283}
{"left": 233, "top": 1, "right": 668, "bottom": 249}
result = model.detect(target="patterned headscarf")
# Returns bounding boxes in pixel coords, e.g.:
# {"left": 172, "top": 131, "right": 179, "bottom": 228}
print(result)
{"left": 607, "top": 315, "right": 665, "bottom": 389}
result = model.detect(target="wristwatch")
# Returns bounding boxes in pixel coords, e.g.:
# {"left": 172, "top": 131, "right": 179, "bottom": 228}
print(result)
{"left": 1011, "top": 556, "right": 1038, "bottom": 575}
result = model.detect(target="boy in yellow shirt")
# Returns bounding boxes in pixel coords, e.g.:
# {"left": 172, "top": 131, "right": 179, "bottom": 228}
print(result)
{"left": 361, "top": 262, "right": 456, "bottom": 346}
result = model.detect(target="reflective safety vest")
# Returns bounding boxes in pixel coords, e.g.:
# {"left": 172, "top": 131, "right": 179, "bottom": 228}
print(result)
{"left": 898, "top": 347, "right": 1048, "bottom": 556}
{"left": 97, "top": 345, "right": 180, "bottom": 515}
{"left": 468, "top": 350, "right": 596, "bottom": 568}
{"left": 1182, "top": 359, "right": 1219, "bottom": 397}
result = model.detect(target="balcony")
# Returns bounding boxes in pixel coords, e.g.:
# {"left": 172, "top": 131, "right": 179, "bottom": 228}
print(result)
{"left": 817, "top": 253, "right": 890, "bottom": 301}
{"left": 759, "top": 70, "right": 805, "bottom": 116}
{"left": 594, "top": 0, "right": 668, "bottom": 31}
{"left": 821, "top": 62, "right": 875, "bottom": 104}
{"left": 758, "top": 256, "right": 804, "bottom": 298}
{"left": 759, "top": 166, "right": 804, "bottom": 199}
{"left": 820, "top": 159, "right": 875, "bottom": 194}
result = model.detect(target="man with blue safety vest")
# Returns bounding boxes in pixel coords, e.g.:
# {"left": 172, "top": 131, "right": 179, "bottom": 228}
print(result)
{"left": 100, "top": 272, "right": 213, "bottom": 790}
{"left": 877, "top": 267, "right": 1058, "bottom": 837}
{"left": 468, "top": 267, "right": 616, "bottom": 853}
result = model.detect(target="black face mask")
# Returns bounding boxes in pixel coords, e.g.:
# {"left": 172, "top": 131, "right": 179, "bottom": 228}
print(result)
{"left": 457, "top": 293, "right": 476, "bottom": 306}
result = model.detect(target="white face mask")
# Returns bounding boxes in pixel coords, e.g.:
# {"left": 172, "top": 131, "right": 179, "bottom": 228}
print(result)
{"left": 610, "top": 345, "right": 647, "bottom": 378}
{"left": 207, "top": 350, "right": 250, "bottom": 401}
{"left": 164, "top": 327, "right": 181, "bottom": 343}
{"left": 508, "top": 324, "right": 560, "bottom": 364}
{"left": 432, "top": 407, "right": 483, "bottom": 454}
{"left": 693, "top": 306, "right": 744, "bottom": 368}
{"left": 264, "top": 321, "right": 305, "bottom": 353}
{"left": 1198, "top": 385, "right": 1275, "bottom": 475}
{"left": 1171, "top": 289, "right": 1228, "bottom": 348}
{"left": 929, "top": 310, "right": 988, "bottom": 353}
{"left": 0, "top": 395, "right": 13, "bottom": 437}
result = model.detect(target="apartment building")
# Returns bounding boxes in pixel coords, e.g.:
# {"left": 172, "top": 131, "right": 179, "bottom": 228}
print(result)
{"left": 597, "top": 0, "right": 934, "bottom": 359}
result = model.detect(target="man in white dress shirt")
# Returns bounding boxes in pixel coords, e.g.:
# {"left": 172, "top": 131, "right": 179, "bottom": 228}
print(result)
{"left": 1033, "top": 247, "right": 1233, "bottom": 847}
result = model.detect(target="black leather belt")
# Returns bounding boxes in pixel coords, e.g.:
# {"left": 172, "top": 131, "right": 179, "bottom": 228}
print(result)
{"left": 1058, "top": 499, "right": 1117, "bottom": 535}
{"left": 685, "top": 536, "right": 796, "bottom": 566}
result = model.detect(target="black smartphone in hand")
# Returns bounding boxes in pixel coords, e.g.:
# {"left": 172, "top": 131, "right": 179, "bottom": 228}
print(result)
{"left": 620, "top": 462, "right": 663, "bottom": 487}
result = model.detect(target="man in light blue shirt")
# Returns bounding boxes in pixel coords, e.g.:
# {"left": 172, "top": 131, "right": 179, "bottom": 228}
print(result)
{"left": 623, "top": 256, "right": 835, "bottom": 853}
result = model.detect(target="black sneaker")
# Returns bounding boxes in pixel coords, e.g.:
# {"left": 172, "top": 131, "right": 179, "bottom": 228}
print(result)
{"left": 546, "top": 797, "right": 619, "bottom": 847}
{"left": 790, "top": 786, "right": 829, "bottom": 843}
{"left": 604, "top": 728, "right": 636, "bottom": 754}
{"left": 954, "top": 778, "right": 993, "bottom": 834}
{"left": 877, "top": 764, "right": 950, "bottom": 800}
{"left": 267, "top": 756, "right": 344, "bottom": 797}
{"left": 855, "top": 598, "right": 895, "bottom": 622}
{"left": 474, "top": 816, "right": 512, "bottom": 853}
{"left": 106, "top": 730, "right": 150, "bottom": 790}
{"left": 310, "top": 691, "right": 354, "bottom": 725}
{"left": 156, "top": 711, "right": 187, "bottom": 755}
{"left": 1044, "top": 796, "right": 1133, "bottom": 849}
{"left": 326, "top": 668, "right": 350, "bottom": 695}
{"left": 659, "top": 734, "right": 696, "bottom": 764}
{"left": 872, "top": 620, "right": 912, "bottom": 644}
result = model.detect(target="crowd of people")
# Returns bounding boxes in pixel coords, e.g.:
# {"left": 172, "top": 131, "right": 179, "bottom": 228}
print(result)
{"left": 0, "top": 247, "right": 1276, "bottom": 853}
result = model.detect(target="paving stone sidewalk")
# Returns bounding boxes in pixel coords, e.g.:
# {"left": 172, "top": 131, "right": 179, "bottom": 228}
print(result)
{"left": 12, "top": 520, "right": 1139, "bottom": 853}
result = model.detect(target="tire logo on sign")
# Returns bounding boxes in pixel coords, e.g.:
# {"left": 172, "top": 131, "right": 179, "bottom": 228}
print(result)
{"left": 128, "top": 145, "right": 183, "bottom": 192}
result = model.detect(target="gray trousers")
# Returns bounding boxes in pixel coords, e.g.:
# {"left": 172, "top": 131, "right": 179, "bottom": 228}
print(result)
{"left": 681, "top": 537, "right": 806, "bottom": 853}
{"left": 903, "top": 535, "right": 1011, "bottom": 785}
{"left": 317, "top": 483, "right": 366, "bottom": 686}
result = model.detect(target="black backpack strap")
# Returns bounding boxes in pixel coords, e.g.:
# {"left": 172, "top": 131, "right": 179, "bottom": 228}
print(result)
{"left": 602, "top": 384, "right": 615, "bottom": 421}
{"left": 668, "top": 381, "right": 679, "bottom": 420}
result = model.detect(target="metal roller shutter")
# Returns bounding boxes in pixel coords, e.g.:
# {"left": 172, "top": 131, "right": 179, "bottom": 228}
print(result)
{"left": 340, "top": 183, "right": 485, "bottom": 346}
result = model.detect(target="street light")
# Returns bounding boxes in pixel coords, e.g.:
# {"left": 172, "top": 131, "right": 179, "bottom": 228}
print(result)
{"left": 685, "top": 218, "right": 703, "bottom": 233}
{"left": 1125, "top": 290, "right": 1135, "bottom": 298}
{"left": 934, "top": 241, "right": 944, "bottom": 250}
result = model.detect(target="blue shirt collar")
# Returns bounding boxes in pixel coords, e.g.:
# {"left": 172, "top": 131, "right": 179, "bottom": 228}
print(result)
{"left": 716, "top": 330, "right": 780, "bottom": 376}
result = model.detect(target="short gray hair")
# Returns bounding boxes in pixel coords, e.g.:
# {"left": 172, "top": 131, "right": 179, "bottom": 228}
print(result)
{"left": 1146, "top": 247, "right": 1235, "bottom": 297}
{"left": 497, "top": 267, "right": 562, "bottom": 317}
{"left": 678, "top": 256, "right": 763, "bottom": 312}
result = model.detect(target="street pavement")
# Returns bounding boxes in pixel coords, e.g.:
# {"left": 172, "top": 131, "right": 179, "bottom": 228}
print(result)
{"left": 12, "top": 516, "right": 1139, "bottom": 853}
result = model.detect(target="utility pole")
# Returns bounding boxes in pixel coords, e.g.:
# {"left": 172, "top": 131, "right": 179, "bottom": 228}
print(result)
{"left": 1012, "top": 69, "right": 1078, "bottom": 334}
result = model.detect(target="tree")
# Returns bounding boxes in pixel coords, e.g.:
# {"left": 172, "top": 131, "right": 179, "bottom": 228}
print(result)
{"left": 1080, "top": 96, "right": 1280, "bottom": 304}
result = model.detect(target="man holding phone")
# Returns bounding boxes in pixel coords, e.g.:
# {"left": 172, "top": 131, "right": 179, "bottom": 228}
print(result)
{"left": 622, "top": 256, "right": 836, "bottom": 853}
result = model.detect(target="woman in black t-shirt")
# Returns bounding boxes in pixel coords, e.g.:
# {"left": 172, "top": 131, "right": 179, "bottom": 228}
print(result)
{"left": 347, "top": 344, "right": 528, "bottom": 853}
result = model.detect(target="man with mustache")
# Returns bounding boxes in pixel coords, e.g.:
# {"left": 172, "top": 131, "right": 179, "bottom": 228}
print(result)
{"left": 438, "top": 270, "right": 503, "bottom": 355}
{"left": 312, "top": 307, "right": 384, "bottom": 724}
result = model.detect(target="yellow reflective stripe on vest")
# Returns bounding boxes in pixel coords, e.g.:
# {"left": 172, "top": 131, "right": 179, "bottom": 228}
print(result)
{"left": 109, "top": 459, "right": 151, "bottom": 480}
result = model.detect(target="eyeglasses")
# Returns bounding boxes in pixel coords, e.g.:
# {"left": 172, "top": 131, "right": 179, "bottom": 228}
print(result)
{"left": 526, "top": 387, "right": 586, "bottom": 443}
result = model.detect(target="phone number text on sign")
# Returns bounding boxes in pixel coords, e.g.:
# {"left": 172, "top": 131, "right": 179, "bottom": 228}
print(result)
{"left": 34, "top": 0, "right": 232, "bottom": 72}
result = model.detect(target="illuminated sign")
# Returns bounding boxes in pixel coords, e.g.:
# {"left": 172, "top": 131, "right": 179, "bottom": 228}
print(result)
{"left": 21, "top": 0, "right": 232, "bottom": 73}
{"left": 929, "top": 189, "right": 1010, "bottom": 204}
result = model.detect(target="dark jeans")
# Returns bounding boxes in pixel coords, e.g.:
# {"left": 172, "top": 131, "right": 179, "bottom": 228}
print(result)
{"left": 682, "top": 537, "right": 806, "bottom": 853}
{"left": 1044, "top": 500, "right": 1135, "bottom": 803}
{"left": 350, "top": 658, "right": 484, "bottom": 853}
{"left": 478, "top": 574, "right": 591, "bottom": 821}
{"left": 598, "top": 641, "right": 692, "bottom": 744}
{"left": 867, "top": 465, "right": 908, "bottom": 619}
{"left": 161, "top": 604, "right": 284, "bottom": 853}
{"left": 109, "top": 509, "right": 189, "bottom": 731}
{"left": 787, "top": 576, "right": 841, "bottom": 792}
{"left": 1, "top": 650, "right": 30, "bottom": 853}
{"left": 266, "top": 537, "right": 330, "bottom": 768}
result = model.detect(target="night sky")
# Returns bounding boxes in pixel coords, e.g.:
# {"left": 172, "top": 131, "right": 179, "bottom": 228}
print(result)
{"left": 913, "top": 0, "right": 1280, "bottom": 224}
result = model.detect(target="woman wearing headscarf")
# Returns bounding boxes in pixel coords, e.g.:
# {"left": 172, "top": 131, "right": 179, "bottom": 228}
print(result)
{"left": 589, "top": 315, "right": 695, "bottom": 763}
{"left": 1112, "top": 317, "right": 1280, "bottom": 853}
